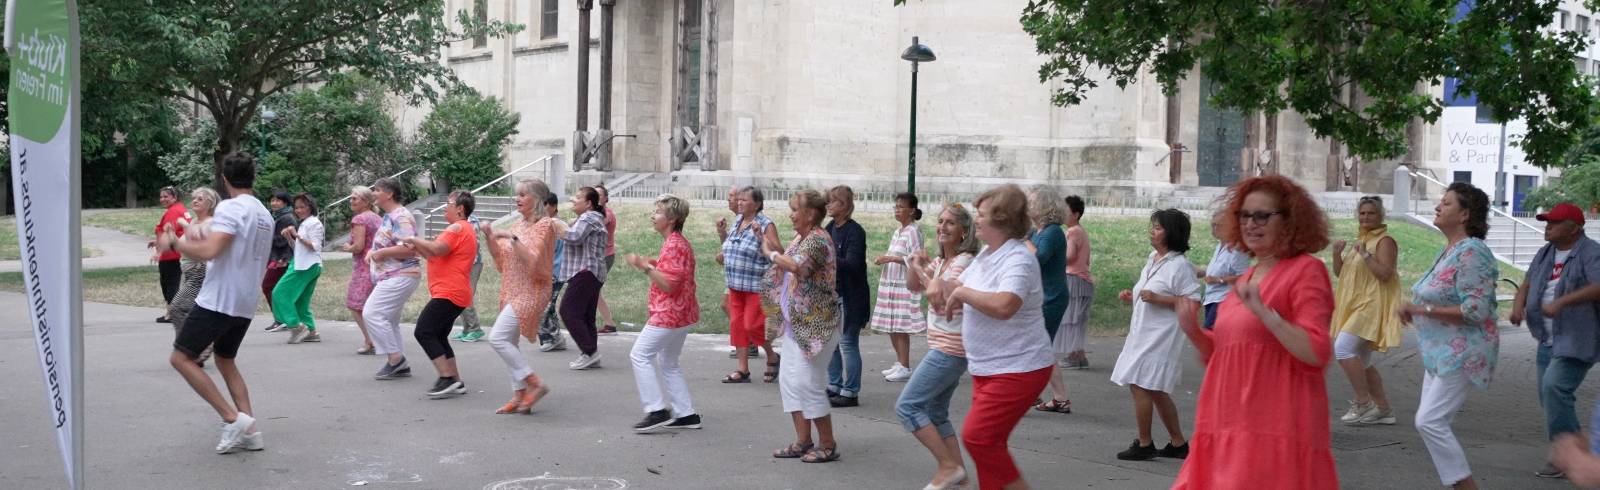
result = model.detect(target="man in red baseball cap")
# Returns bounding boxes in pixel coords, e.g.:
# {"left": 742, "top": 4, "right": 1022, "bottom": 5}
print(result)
{"left": 1514, "top": 202, "right": 1600, "bottom": 478}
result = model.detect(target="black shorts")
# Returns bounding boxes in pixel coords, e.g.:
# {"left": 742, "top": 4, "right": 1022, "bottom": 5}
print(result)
{"left": 174, "top": 306, "right": 253, "bottom": 359}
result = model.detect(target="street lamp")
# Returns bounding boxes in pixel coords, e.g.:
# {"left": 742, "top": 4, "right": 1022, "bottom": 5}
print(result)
{"left": 901, "top": 36, "right": 935, "bottom": 195}
{"left": 258, "top": 109, "right": 278, "bottom": 158}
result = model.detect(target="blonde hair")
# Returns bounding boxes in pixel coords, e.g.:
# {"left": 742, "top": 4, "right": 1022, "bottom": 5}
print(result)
{"left": 655, "top": 193, "right": 691, "bottom": 232}
{"left": 1029, "top": 185, "right": 1066, "bottom": 226}
{"left": 827, "top": 185, "right": 855, "bottom": 218}
{"left": 790, "top": 189, "right": 828, "bottom": 228}
{"left": 190, "top": 187, "right": 221, "bottom": 215}
{"left": 941, "top": 203, "right": 983, "bottom": 256}
{"left": 516, "top": 179, "right": 552, "bottom": 203}
{"left": 975, "top": 184, "right": 1030, "bottom": 239}
{"left": 349, "top": 185, "right": 376, "bottom": 211}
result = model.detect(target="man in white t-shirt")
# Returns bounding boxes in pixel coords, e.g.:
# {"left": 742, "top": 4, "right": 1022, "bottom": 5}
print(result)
{"left": 155, "top": 153, "right": 275, "bottom": 455}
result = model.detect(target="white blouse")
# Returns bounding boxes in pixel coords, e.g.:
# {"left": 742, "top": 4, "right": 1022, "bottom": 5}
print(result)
{"left": 291, "top": 215, "right": 324, "bottom": 271}
{"left": 957, "top": 239, "right": 1055, "bottom": 376}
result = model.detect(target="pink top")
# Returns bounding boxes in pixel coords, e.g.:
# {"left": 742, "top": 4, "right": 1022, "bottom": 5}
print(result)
{"left": 491, "top": 217, "right": 557, "bottom": 341}
{"left": 604, "top": 207, "right": 618, "bottom": 257}
{"left": 1064, "top": 224, "right": 1093, "bottom": 283}
{"left": 647, "top": 232, "right": 699, "bottom": 328}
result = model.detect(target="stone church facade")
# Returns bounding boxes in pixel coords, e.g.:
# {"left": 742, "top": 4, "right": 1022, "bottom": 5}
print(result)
{"left": 396, "top": 0, "right": 1444, "bottom": 200}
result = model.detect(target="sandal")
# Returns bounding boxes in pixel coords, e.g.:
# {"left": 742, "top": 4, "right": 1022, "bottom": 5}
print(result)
{"left": 495, "top": 390, "right": 526, "bottom": 414}
{"left": 722, "top": 371, "right": 752, "bottom": 383}
{"left": 801, "top": 445, "right": 840, "bottom": 463}
{"left": 517, "top": 385, "right": 550, "bottom": 413}
{"left": 773, "top": 442, "right": 814, "bottom": 459}
{"left": 1034, "top": 398, "right": 1072, "bottom": 413}
{"left": 763, "top": 356, "right": 781, "bottom": 383}
{"left": 356, "top": 346, "right": 376, "bottom": 355}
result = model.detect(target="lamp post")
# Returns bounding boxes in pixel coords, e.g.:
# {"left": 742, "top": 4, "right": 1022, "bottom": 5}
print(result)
{"left": 258, "top": 109, "right": 278, "bottom": 159}
{"left": 901, "top": 36, "right": 935, "bottom": 195}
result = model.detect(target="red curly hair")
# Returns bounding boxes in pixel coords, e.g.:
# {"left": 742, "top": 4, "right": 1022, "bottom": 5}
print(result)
{"left": 1218, "top": 175, "right": 1330, "bottom": 258}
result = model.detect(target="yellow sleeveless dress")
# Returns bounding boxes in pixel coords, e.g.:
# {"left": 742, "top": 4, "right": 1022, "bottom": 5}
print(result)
{"left": 1330, "top": 225, "right": 1404, "bottom": 351}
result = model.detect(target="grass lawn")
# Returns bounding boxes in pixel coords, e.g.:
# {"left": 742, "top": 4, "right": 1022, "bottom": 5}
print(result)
{"left": 83, "top": 207, "right": 166, "bottom": 237}
{"left": 0, "top": 203, "right": 1525, "bottom": 336}
{"left": 0, "top": 217, "right": 100, "bottom": 260}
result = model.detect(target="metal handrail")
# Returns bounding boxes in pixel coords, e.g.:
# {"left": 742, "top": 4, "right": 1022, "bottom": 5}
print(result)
{"left": 325, "top": 166, "right": 420, "bottom": 209}
{"left": 429, "top": 155, "right": 556, "bottom": 213}
{"left": 1408, "top": 169, "right": 1541, "bottom": 233}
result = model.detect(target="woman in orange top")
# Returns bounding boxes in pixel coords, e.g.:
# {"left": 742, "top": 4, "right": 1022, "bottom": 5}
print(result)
{"left": 1173, "top": 176, "right": 1337, "bottom": 489}
{"left": 482, "top": 180, "right": 558, "bottom": 414}
{"left": 402, "top": 190, "right": 481, "bottom": 401}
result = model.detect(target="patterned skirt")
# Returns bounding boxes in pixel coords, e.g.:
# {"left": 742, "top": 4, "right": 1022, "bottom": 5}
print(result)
{"left": 869, "top": 264, "right": 925, "bottom": 334}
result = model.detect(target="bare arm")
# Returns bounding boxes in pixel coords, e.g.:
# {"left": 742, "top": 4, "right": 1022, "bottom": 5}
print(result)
{"left": 949, "top": 286, "right": 1024, "bottom": 320}
{"left": 1359, "top": 237, "right": 1399, "bottom": 282}
{"left": 344, "top": 226, "right": 367, "bottom": 253}
{"left": 166, "top": 226, "right": 234, "bottom": 262}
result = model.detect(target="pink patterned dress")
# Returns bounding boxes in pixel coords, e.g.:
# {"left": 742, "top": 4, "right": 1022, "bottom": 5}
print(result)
{"left": 344, "top": 211, "right": 381, "bottom": 310}
{"left": 870, "top": 223, "right": 926, "bottom": 334}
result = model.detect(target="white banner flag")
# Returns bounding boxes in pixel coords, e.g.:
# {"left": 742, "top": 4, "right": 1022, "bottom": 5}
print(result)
{"left": 4, "top": 0, "right": 82, "bottom": 488}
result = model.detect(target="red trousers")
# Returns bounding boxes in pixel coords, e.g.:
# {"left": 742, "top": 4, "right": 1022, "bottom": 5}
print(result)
{"left": 726, "top": 290, "right": 766, "bottom": 347}
{"left": 962, "top": 366, "right": 1053, "bottom": 490}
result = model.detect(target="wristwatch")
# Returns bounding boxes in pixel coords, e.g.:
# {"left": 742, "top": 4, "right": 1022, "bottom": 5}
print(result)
{"left": 1424, "top": 304, "right": 1434, "bottom": 315}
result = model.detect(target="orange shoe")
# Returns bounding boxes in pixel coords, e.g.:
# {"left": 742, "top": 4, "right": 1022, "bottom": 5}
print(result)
{"left": 518, "top": 375, "right": 550, "bottom": 413}
{"left": 495, "top": 390, "right": 526, "bottom": 414}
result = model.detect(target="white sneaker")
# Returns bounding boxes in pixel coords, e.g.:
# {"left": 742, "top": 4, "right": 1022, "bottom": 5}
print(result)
{"left": 881, "top": 363, "right": 904, "bottom": 376}
{"left": 220, "top": 431, "right": 265, "bottom": 454}
{"left": 1340, "top": 401, "right": 1377, "bottom": 425}
{"left": 1357, "top": 407, "right": 1397, "bottom": 425}
{"left": 215, "top": 413, "right": 255, "bottom": 454}
{"left": 286, "top": 327, "right": 308, "bottom": 344}
{"left": 570, "top": 353, "right": 603, "bottom": 370}
{"left": 885, "top": 365, "right": 913, "bottom": 382}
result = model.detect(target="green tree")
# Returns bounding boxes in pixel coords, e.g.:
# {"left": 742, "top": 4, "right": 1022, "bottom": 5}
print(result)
{"left": 89, "top": 0, "right": 521, "bottom": 187}
{"left": 958, "top": 0, "right": 1598, "bottom": 164}
{"left": 413, "top": 88, "right": 520, "bottom": 191}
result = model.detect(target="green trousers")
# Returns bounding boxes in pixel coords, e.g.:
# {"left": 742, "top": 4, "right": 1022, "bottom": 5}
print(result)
{"left": 271, "top": 261, "right": 322, "bottom": 330}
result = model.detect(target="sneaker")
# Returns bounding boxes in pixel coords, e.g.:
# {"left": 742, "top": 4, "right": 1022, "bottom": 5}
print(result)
{"left": 374, "top": 358, "right": 411, "bottom": 380}
{"left": 448, "top": 331, "right": 468, "bottom": 341}
{"left": 633, "top": 409, "right": 674, "bottom": 432}
{"left": 569, "top": 353, "right": 603, "bottom": 370}
{"left": 215, "top": 413, "right": 256, "bottom": 454}
{"left": 302, "top": 332, "right": 321, "bottom": 343}
{"left": 220, "top": 431, "right": 266, "bottom": 454}
{"left": 1156, "top": 442, "right": 1189, "bottom": 459}
{"left": 427, "top": 377, "right": 467, "bottom": 399}
{"left": 598, "top": 325, "right": 619, "bottom": 335}
{"left": 461, "top": 330, "right": 486, "bottom": 342}
{"left": 1356, "top": 407, "right": 1396, "bottom": 425}
{"left": 748, "top": 346, "right": 761, "bottom": 358}
{"left": 264, "top": 322, "right": 286, "bottom": 332}
{"left": 1115, "top": 440, "right": 1158, "bottom": 461}
{"left": 548, "top": 337, "right": 568, "bottom": 351}
{"left": 828, "top": 395, "right": 859, "bottom": 408}
{"left": 881, "top": 363, "right": 904, "bottom": 376}
{"left": 156, "top": 315, "right": 172, "bottom": 324}
{"left": 1063, "top": 357, "right": 1089, "bottom": 370}
{"left": 729, "top": 347, "right": 739, "bottom": 358}
{"left": 1340, "top": 400, "right": 1378, "bottom": 425}
{"left": 1537, "top": 462, "right": 1566, "bottom": 479}
{"left": 286, "top": 327, "right": 309, "bottom": 344}
{"left": 885, "top": 365, "right": 913, "bottom": 382}
{"left": 540, "top": 340, "right": 557, "bottom": 352}
{"left": 667, "top": 414, "right": 703, "bottom": 429}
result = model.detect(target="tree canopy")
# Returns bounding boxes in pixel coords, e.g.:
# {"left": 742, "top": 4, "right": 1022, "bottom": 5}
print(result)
{"left": 895, "top": 0, "right": 1598, "bottom": 165}
{"left": 88, "top": 0, "right": 521, "bottom": 182}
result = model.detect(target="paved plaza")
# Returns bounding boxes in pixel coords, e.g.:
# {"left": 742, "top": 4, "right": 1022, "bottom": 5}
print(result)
{"left": 0, "top": 291, "right": 1586, "bottom": 489}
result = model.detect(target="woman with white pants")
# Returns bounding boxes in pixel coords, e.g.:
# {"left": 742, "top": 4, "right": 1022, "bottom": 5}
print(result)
{"left": 481, "top": 179, "right": 558, "bottom": 414}
{"left": 363, "top": 177, "right": 422, "bottom": 380}
{"left": 626, "top": 194, "right": 702, "bottom": 432}
{"left": 1400, "top": 182, "right": 1499, "bottom": 490}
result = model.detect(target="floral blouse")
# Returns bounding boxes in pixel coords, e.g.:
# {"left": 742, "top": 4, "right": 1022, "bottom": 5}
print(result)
{"left": 763, "top": 229, "right": 840, "bottom": 360}
{"left": 1411, "top": 237, "right": 1499, "bottom": 388}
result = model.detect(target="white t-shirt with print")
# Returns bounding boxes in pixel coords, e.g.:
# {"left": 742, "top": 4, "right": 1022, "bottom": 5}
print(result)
{"left": 196, "top": 195, "right": 275, "bottom": 318}
{"left": 1544, "top": 248, "right": 1572, "bottom": 308}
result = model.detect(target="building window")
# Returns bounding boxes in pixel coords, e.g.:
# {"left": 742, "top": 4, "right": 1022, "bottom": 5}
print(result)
{"left": 1453, "top": 171, "right": 1472, "bottom": 184}
{"left": 1578, "top": 56, "right": 1588, "bottom": 74}
{"left": 473, "top": 0, "right": 488, "bottom": 48}
{"left": 1560, "top": 10, "right": 1571, "bottom": 31}
{"left": 541, "top": 0, "right": 559, "bottom": 40}
{"left": 1580, "top": 15, "right": 1591, "bottom": 36}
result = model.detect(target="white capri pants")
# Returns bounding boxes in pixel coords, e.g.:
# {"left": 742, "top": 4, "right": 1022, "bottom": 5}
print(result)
{"left": 1333, "top": 332, "right": 1374, "bottom": 367}
{"left": 779, "top": 329, "right": 842, "bottom": 420}
{"left": 362, "top": 276, "right": 419, "bottom": 356}
{"left": 630, "top": 324, "right": 696, "bottom": 417}
{"left": 489, "top": 304, "right": 537, "bottom": 390}
{"left": 1415, "top": 370, "right": 1473, "bottom": 486}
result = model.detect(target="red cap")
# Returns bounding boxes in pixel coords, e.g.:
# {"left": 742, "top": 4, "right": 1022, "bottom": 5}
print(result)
{"left": 1537, "top": 203, "right": 1586, "bottom": 225}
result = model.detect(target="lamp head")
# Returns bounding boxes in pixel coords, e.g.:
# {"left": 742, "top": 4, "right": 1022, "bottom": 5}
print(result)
{"left": 901, "top": 36, "right": 935, "bottom": 63}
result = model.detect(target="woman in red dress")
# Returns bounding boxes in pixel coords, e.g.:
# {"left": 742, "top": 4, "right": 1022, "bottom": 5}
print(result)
{"left": 1172, "top": 175, "right": 1337, "bottom": 489}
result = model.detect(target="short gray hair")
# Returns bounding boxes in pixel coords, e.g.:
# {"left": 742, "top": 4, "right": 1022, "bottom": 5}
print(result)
{"left": 349, "top": 185, "right": 376, "bottom": 210}
{"left": 655, "top": 193, "right": 691, "bottom": 232}
{"left": 190, "top": 187, "right": 221, "bottom": 214}
{"left": 738, "top": 185, "right": 765, "bottom": 212}
{"left": 1029, "top": 185, "right": 1066, "bottom": 226}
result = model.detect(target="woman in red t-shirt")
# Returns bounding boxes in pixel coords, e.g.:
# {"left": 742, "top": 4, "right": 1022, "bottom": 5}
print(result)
{"left": 402, "top": 190, "right": 480, "bottom": 400}
{"left": 624, "top": 194, "right": 702, "bottom": 432}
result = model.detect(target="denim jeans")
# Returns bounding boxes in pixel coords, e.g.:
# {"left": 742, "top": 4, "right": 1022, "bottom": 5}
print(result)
{"left": 827, "top": 325, "right": 862, "bottom": 397}
{"left": 1537, "top": 343, "right": 1595, "bottom": 440}
{"left": 895, "top": 349, "right": 968, "bottom": 439}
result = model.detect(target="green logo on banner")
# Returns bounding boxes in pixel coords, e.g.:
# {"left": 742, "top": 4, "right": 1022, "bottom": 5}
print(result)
{"left": 7, "top": 0, "right": 71, "bottom": 142}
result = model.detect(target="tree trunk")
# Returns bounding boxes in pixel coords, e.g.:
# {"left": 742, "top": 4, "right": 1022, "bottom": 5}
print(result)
{"left": 212, "top": 117, "right": 243, "bottom": 193}
{"left": 124, "top": 144, "right": 138, "bottom": 208}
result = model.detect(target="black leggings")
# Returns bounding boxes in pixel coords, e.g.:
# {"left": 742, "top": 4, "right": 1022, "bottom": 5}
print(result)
{"left": 415, "top": 298, "right": 466, "bottom": 360}
{"left": 560, "top": 271, "right": 602, "bottom": 356}
{"left": 158, "top": 260, "right": 182, "bottom": 304}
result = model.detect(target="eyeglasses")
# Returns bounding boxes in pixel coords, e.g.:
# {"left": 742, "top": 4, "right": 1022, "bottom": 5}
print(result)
{"left": 1237, "top": 210, "right": 1284, "bottom": 225}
